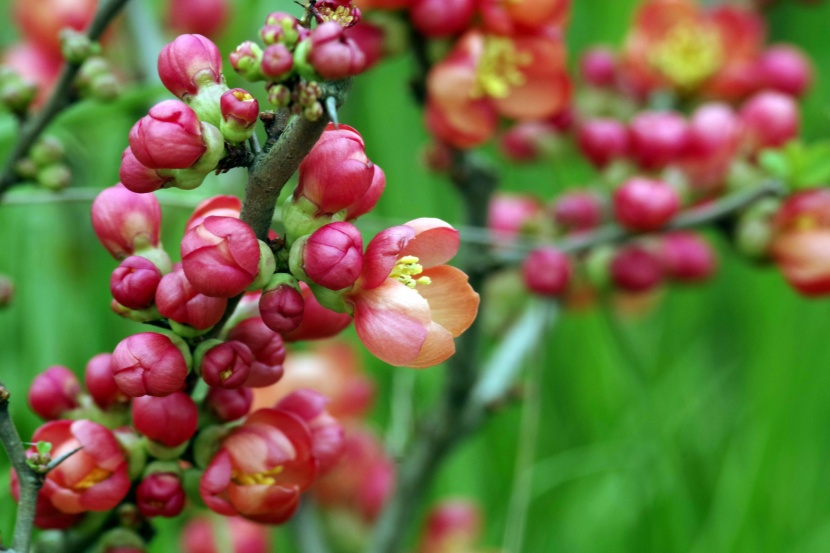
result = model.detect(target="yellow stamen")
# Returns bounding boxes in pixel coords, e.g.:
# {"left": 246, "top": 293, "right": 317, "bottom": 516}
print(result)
{"left": 232, "top": 465, "right": 284, "bottom": 486}
{"left": 472, "top": 36, "right": 532, "bottom": 99}
{"left": 73, "top": 467, "right": 111, "bottom": 491}
{"left": 389, "top": 255, "right": 431, "bottom": 289}
{"left": 320, "top": 6, "right": 355, "bottom": 27}
{"left": 795, "top": 215, "right": 817, "bottom": 232}
{"left": 232, "top": 90, "right": 254, "bottom": 102}
{"left": 649, "top": 23, "right": 723, "bottom": 90}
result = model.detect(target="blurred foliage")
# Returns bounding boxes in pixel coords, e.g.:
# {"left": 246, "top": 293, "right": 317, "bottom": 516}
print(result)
{"left": 2, "top": 0, "right": 830, "bottom": 552}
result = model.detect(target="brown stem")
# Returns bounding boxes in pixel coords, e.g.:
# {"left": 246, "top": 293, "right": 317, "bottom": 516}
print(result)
{"left": 0, "top": 0, "right": 131, "bottom": 198}
{"left": 0, "top": 380, "right": 42, "bottom": 553}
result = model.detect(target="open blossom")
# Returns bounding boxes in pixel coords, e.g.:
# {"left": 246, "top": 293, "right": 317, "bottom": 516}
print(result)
{"left": 772, "top": 189, "right": 830, "bottom": 296}
{"left": 346, "top": 218, "right": 479, "bottom": 368}
{"left": 426, "top": 27, "right": 570, "bottom": 149}
{"left": 200, "top": 409, "right": 317, "bottom": 523}
{"left": 619, "top": 0, "right": 765, "bottom": 101}
{"left": 12, "top": 420, "right": 130, "bottom": 515}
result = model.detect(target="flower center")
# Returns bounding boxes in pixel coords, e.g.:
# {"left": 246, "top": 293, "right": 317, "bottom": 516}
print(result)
{"left": 318, "top": 5, "right": 358, "bottom": 27}
{"left": 73, "top": 467, "right": 112, "bottom": 491}
{"left": 389, "top": 256, "right": 432, "bottom": 288}
{"left": 232, "top": 465, "right": 284, "bottom": 486}
{"left": 472, "top": 36, "right": 532, "bottom": 99}
{"left": 649, "top": 23, "right": 723, "bottom": 90}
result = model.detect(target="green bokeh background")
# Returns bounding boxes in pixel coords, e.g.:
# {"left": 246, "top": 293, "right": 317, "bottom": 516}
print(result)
{"left": 2, "top": 1, "right": 830, "bottom": 551}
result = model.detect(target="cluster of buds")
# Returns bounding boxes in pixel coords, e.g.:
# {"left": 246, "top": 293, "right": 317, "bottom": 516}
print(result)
{"left": 120, "top": 33, "right": 265, "bottom": 193}
{"left": 228, "top": 5, "right": 368, "bottom": 121}
{"left": 13, "top": 135, "right": 72, "bottom": 191}
{"left": 74, "top": 55, "right": 121, "bottom": 102}
{"left": 0, "top": 66, "right": 37, "bottom": 116}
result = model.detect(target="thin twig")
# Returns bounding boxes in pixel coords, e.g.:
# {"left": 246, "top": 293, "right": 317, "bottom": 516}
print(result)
{"left": 0, "top": 380, "right": 42, "bottom": 553}
{"left": 0, "top": 0, "right": 132, "bottom": 197}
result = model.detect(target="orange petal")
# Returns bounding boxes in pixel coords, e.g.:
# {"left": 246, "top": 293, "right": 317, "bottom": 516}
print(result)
{"left": 417, "top": 265, "right": 479, "bottom": 337}
{"left": 401, "top": 218, "right": 460, "bottom": 268}
{"left": 408, "top": 322, "right": 456, "bottom": 369}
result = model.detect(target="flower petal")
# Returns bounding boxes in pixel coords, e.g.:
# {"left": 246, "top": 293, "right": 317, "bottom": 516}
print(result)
{"left": 417, "top": 265, "right": 480, "bottom": 337}
{"left": 353, "top": 280, "right": 431, "bottom": 366}
{"left": 361, "top": 226, "right": 415, "bottom": 290}
{"left": 408, "top": 322, "right": 456, "bottom": 369}
{"left": 400, "top": 219, "right": 460, "bottom": 269}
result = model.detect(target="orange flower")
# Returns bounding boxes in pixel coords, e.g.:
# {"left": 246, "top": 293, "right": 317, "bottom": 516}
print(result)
{"left": 619, "top": 0, "right": 765, "bottom": 101}
{"left": 426, "top": 27, "right": 570, "bottom": 148}
{"left": 772, "top": 189, "right": 830, "bottom": 296}
{"left": 346, "top": 218, "right": 479, "bottom": 368}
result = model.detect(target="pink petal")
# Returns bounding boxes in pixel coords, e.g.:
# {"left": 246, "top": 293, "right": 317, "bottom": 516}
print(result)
{"left": 400, "top": 218, "right": 460, "bottom": 268}
{"left": 353, "top": 280, "right": 431, "bottom": 366}
{"left": 416, "top": 265, "right": 479, "bottom": 337}
{"left": 408, "top": 321, "right": 456, "bottom": 369}
{"left": 361, "top": 226, "right": 415, "bottom": 290}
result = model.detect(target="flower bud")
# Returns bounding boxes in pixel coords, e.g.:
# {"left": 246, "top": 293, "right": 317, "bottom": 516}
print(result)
{"left": 308, "top": 21, "right": 367, "bottom": 80}
{"left": 261, "top": 12, "right": 303, "bottom": 46}
{"left": 37, "top": 163, "right": 71, "bottom": 191}
{"left": 85, "top": 353, "right": 128, "bottom": 411}
{"left": 136, "top": 472, "right": 186, "bottom": 518}
{"left": 30, "top": 135, "right": 64, "bottom": 166}
{"left": 111, "top": 332, "right": 191, "bottom": 397}
{"left": 60, "top": 28, "right": 99, "bottom": 64}
{"left": 282, "top": 282, "right": 352, "bottom": 341}
{"left": 181, "top": 216, "right": 262, "bottom": 298}
{"left": 551, "top": 190, "right": 604, "bottom": 233}
{"left": 577, "top": 118, "right": 629, "bottom": 169}
{"left": 498, "top": 122, "right": 558, "bottom": 163}
{"left": 487, "top": 193, "right": 541, "bottom": 242}
{"left": 740, "top": 91, "right": 799, "bottom": 153}
{"left": 297, "top": 222, "right": 364, "bottom": 290}
{"left": 417, "top": 500, "right": 481, "bottom": 553}
{"left": 227, "top": 317, "right": 286, "bottom": 387}
{"left": 613, "top": 177, "right": 680, "bottom": 231}
{"left": 155, "top": 266, "right": 228, "bottom": 331}
{"left": 220, "top": 88, "right": 259, "bottom": 144}
{"left": 757, "top": 44, "right": 812, "bottom": 98}
{"left": 119, "top": 147, "right": 173, "bottom": 194}
{"left": 267, "top": 83, "right": 292, "bottom": 107}
{"left": 132, "top": 392, "right": 198, "bottom": 447}
{"left": 259, "top": 274, "right": 305, "bottom": 334}
{"left": 580, "top": 47, "right": 616, "bottom": 88}
{"left": 28, "top": 366, "right": 81, "bottom": 420}
{"left": 195, "top": 340, "right": 254, "bottom": 389}
{"left": 229, "top": 41, "right": 264, "bottom": 81}
{"left": 610, "top": 244, "right": 662, "bottom": 292}
{"left": 129, "top": 100, "right": 209, "bottom": 169}
{"left": 410, "top": 0, "right": 475, "bottom": 38}
{"left": 628, "top": 111, "right": 690, "bottom": 171}
{"left": 110, "top": 256, "right": 162, "bottom": 310}
{"left": 276, "top": 389, "right": 344, "bottom": 472}
{"left": 186, "top": 195, "right": 242, "bottom": 232}
{"left": 659, "top": 232, "right": 717, "bottom": 283}
{"left": 158, "top": 34, "right": 224, "bottom": 99}
{"left": 295, "top": 123, "right": 377, "bottom": 218}
{"left": 522, "top": 247, "right": 571, "bottom": 297}
{"left": 344, "top": 21, "right": 385, "bottom": 72}
{"left": 91, "top": 184, "right": 161, "bottom": 260}
{"left": 205, "top": 386, "right": 253, "bottom": 422}
{"left": 0, "top": 274, "right": 14, "bottom": 308}
{"left": 261, "top": 43, "right": 294, "bottom": 80}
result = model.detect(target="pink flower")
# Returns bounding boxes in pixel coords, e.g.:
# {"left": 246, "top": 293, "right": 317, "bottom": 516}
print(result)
{"left": 28, "top": 366, "right": 81, "bottom": 421}
{"left": 13, "top": 420, "right": 130, "bottom": 514}
{"left": 136, "top": 472, "right": 186, "bottom": 518}
{"left": 132, "top": 392, "right": 198, "bottom": 448}
{"left": 308, "top": 21, "right": 367, "bottom": 80}
{"left": 226, "top": 317, "right": 286, "bottom": 387}
{"left": 91, "top": 184, "right": 161, "bottom": 260}
{"left": 85, "top": 353, "right": 128, "bottom": 411}
{"left": 772, "top": 189, "right": 830, "bottom": 296}
{"left": 259, "top": 279, "right": 305, "bottom": 334}
{"left": 155, "top": 266, "right": 228, "bottom": 330}
{"left": 200, "top": 409, "right": 317, "bottom": 524}
{"left": 181, "top": 216, "right": 262, "bottom": 298}
{"left": 220, "top": 88, "right": 260, "bottom": 143}
{"left": 347, "top": 218, "right": 479, "bottom": 368}
{"left": 613, "top": 177, "right": 680, "bottom": 231}
{"left": 300, "top": 222, "right": 364, "bottom": 290}
{"left": 185, "top": 195, "right": 242, "bottom": 233}
{"left": 275, "top": 389, "right": 344, "bottom": 472}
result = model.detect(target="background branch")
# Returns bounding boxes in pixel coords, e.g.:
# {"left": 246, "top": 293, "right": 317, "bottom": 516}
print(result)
{"left": 0, "top": 0, "right": 131, "bottom": 197}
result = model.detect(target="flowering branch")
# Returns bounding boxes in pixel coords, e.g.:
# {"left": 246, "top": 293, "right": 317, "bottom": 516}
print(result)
{"left": 0, "top": 380, "right": 41, "bottom": 553}
{"left": 0, "top": 0, "right": 131, "bottom": 197}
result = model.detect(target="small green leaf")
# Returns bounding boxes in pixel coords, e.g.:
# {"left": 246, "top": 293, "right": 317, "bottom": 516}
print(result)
{"left": 36, "top": 441, "right": 52, "bottom": 457}
{"left": 758, "top": 149, "right": 790, "bottom": 181}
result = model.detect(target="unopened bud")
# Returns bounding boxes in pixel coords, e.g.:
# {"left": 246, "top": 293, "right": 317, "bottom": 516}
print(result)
{"left": 37, "top": 164, "right": 72, "bottom": 191}
{"left": 259, "top": 273, "right": 305, "bottom": 334}
{"left": 219, "top": 88, "right": 259, "bottom": 144}
{"left": 229, "top": 41, "right": 264, "bottom": 81}
{"left": 60, "top": 29, "right": 100, "bottom": 64}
